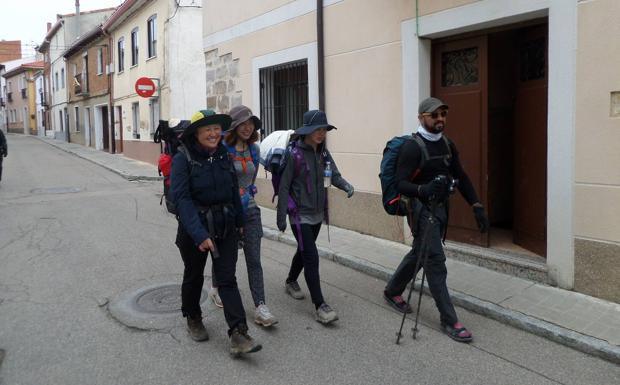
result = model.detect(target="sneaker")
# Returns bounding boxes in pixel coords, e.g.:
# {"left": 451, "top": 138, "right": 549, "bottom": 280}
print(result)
{"left": 442, "top": 322, "right": 473, "bottom": 343}
{"left": 209, "top": 287, "right": 223, "bottom": 308}
{"left": 315, "top": 303, "right": 339, "bottom": 324}
{"left": 254, "top": 303, "right": 278, "bottom": 327}
{"left": 383, "top": 291, "right": 412, "bottom": 314}
{"left": 230, "top": 324, "right": 262, "bottom": 355}
{"left": 186, "top": 315, "right": 209, "bottom": 341}
{"left": 285, "top": 281, "right": 305, "bottom": 300}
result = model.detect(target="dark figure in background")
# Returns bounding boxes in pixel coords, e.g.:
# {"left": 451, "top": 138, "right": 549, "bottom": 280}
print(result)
{"left": 0, "top": 130, "right": 7, "bottom": 182}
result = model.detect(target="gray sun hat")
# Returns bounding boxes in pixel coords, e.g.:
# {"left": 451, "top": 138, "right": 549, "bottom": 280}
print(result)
{"left": 227, "top": 105, "right": 262, "bottom": 133}
{"left": 294, "top": 110, "right": 337, "bottom": 136}
{"left": 418, "top": 97, "right": 449, "bottom": 114}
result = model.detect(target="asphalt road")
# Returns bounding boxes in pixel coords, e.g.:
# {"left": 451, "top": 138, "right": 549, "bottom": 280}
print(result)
{"left": 0, "top": 135, "right": 618, "bottom": 385}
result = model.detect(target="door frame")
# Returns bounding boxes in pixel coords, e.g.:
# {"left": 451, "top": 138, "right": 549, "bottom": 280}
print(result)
{"left": 401, "top": 0, "right": 577, "bottom": 288}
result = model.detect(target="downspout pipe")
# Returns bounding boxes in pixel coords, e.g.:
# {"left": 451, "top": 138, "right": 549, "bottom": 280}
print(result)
{"left": 317, "top": 0, "right": 325, "bottom": 111}
{"left": 103, "top": 28, "right": 116, "bottom": 153}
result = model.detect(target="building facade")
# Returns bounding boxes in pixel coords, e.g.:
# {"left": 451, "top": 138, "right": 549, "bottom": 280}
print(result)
{"left": 2, "top": 61, "right": 44, "bottom": 135}
{"left": 0, "top": 40, "right": 22, "bottom": 63}
{"left": 37, "top": 8, "right": 115, "bottom": 142}
{"left": 103, "top": 0, "right": 205, "bottom": 164}
{"left": 64, "top": 27, "right": 111, "bottom": 149}
{"left": 202, "top": 0, "right": 620, "bottom": 303}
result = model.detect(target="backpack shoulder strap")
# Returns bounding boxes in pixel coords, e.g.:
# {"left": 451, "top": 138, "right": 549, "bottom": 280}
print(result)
{"left": 178, "top": 145, "right": 201, "bottom": 169}
{"left": 412, "top": 133, "right": 429, "bottom": 171}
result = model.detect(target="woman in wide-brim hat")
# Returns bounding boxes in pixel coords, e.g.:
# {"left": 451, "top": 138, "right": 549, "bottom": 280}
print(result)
{"left": 170, "top": 109, "right": 262, "bottom": 355}
{"left": 276, "top": 109, "right": 355, "bottom": 325}
{"left": 208, "top": 105, "right": 279, "bottom": 328}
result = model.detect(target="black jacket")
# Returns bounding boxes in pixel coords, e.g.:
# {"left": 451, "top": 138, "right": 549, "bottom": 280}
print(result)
{"left": 171, "top": 140, "right": 243, "bottom": 245}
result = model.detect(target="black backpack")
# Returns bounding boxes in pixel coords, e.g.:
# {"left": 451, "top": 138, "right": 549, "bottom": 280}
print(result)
{"left": 153, "top": 119, "right": 194, "bottom": 215}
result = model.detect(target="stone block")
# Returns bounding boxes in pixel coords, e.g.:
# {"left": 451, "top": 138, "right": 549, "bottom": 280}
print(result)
{"left": 207, "top": 96, "right": 216, "bottom": 109}
{"left": 228, "top": 79, "right": 235, "bottom": 92}
{"left": 575, "top": 238, "right": 620, "bottom": 303}
{"left": 217, "top": 95, "right": 230, "bottom": 112}
{"left": 216, "top": 65, "right": 229, "bottom": 80}
{"left": 229, "top": 60, "right": 239, "bottom": 77}
{"left": 206, "top": 70, "right": 215, "bottom": 82}
{"left": 205, "top": 49, "right": 218, "bottom": 61}
{"left": 214, "top": 81, "right": 227, "bottom": 95}
{"left": 231, "top": 94, "right": 242, "bottom": 108}
{"left": 221, "top": 53, "right": 232, "bottom": 63}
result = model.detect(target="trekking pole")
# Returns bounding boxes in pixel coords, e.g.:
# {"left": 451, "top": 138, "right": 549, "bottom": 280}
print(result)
{"left": 395, "top": 199, "right": 438, "bottom": 344}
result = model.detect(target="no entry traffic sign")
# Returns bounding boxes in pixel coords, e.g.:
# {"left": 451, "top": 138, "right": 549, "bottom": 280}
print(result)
{"left": 135, "top": 77, "right": 156, "bottom": 98}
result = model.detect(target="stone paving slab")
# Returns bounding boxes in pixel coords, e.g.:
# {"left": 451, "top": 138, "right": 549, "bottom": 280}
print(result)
{"left": 34, "top": 136, "right": 620, "bottom": 363}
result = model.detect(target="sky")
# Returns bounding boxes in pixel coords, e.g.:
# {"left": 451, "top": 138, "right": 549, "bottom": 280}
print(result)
{"left": 0, "top": 0, "right": 125, "bottom": 58}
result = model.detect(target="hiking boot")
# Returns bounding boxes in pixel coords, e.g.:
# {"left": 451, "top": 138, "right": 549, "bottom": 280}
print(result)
{"left": 209, "top": 286, "right": 223, "bottom": 308}
{"left": 315, "top": 303, "right": 339, "bottom": 324}
{"left": 285, "top": 281, "right": 305, "bottom": 300}
{"left": 230, "top": 324, "right": 262, "bottom": 355}
{"left": 383, "top": 291, "right": 412, "bottom": 314}
{"left": 254, "top": 303, "right": 278, "bottom": 327}
{"left": 186, "top": 316, "right": 209, "bottom": 341}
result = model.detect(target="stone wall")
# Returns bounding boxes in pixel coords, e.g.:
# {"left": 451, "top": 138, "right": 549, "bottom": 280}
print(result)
{"left": 204, "top": 49, "right": 241, "bottom": 113}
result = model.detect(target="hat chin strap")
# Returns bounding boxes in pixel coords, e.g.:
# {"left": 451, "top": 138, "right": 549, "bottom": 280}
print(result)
{"left": 417, "top": 125, "right": 443, "bottom": 142}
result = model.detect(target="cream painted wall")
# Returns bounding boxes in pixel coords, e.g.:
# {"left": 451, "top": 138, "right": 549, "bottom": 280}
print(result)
{"left": 203, "top": 0, "right": 294, "bottom": 36}
{"left": 574, "top": 0, "right": 620, "bottom": 243}
{"left": 112, "top": 0, "right": 168, "bottom": 142}
{"left": 418, "top": 0, "right": 480, "bottom": 16}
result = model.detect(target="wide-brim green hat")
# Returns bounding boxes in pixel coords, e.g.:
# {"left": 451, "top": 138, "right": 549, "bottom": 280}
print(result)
{"left": 185, "top": 109, "right": 232, "bottom": 136}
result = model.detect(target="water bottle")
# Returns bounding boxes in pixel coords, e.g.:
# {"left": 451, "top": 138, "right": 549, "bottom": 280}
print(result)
{"left": 324, "top": 161, "right": 332, "bottom": 188}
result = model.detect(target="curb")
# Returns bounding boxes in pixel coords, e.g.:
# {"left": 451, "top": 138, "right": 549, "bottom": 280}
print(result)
{"left": 262, "top": 227, "right": 620, "bottom": 364}
{"left": 34, "top": 136, "right": 162, "bottom": 182}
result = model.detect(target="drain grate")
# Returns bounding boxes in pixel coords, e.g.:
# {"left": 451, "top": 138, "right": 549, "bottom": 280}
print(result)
{"left": 30, "top": 187, "right": 82, "bottom": 194}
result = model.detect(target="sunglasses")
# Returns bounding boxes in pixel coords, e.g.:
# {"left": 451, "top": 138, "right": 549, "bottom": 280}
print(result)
{"left": 422, "top": 110, "right": 448, "bottom": 119}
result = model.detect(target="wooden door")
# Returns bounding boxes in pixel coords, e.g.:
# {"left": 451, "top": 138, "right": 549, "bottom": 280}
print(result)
{"left": 433, "top": 36, "right": 489, "bottom": 247}
{"left": 513, "top": 26, "right": 548, "bottom": 256}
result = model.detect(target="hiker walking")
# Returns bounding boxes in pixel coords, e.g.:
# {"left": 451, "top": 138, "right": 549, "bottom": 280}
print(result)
{"left": 171, "top": 109, "right": 261, "bottom": 355}
{"left": 382, "top": 97, "right": 489, "bottom": 343}
{"left": 277, "top": 110, "right": 354, "bottom": 324}
{"left": 208, "top": 105, "right": 278, "bottom": 327}
{"left": 0, "top": 129, "right": 7, "bottom": 182}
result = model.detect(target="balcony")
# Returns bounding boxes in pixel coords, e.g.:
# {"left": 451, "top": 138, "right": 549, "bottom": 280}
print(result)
{"left": 7, "top": 92, "right": 13, "bottom": 102}
{"left": 21, "top": 88, "right": 27, "bottom": 99}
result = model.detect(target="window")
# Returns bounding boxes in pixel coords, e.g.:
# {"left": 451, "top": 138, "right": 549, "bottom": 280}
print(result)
{"left": 259, "top": 59, "right": 308, "bottom": 135}
{"left": 82, "top": 53, "right": 89, "bottom": 92}
{"left": 97, "top": 48, "right": 104, "bottom": 75}
{"left": 74, "top": 106, "right": 80, "bottom": 132}
{"left": 149, "top": 97, "right": 159, "bottom": 137}
{"left": 59, "top": 110, "right": 64, "bottom": 131}
{"left": 131, "top": 102, "right": 140, "bottom": 139}
{"left": 61, "top": 68, "right": 65, "bottom": 89}
{"left": 118, "top": 37, "right": 125, "bottom": 72}
{"left": 131, "top": 28, "right": 139, "bottom": 66}
{"left": 147, "top": 15, "right": 157, "bottom": 58}
{"left": 84, "top": 107, "right": 91, "bottom": 136}
{"left": 55, "top": 72, "right": 59, "bottom": 91}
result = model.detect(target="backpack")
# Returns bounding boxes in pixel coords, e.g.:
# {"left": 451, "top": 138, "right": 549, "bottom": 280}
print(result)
{"left": 379, "top": 133, "right": 452, "bottom": 216}
{"left": 153, "top": 119, "right": 194, "bottom": 215}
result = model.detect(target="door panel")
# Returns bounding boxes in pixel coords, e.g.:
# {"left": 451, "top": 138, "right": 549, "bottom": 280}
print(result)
{"left": 513, "top": 26, "right": 548, "bottom": 256}
{"left": 433, "top": 36, "right": 489, "bottom": 247}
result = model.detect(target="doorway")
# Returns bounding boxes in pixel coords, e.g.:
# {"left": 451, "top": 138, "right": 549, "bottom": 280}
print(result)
{"left": 432, "top": 21, "right": 548, "bottom": 257}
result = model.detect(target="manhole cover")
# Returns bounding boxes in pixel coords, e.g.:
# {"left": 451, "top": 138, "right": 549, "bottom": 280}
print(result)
{"left": 134, "top": 284, "right": 184, "bottom": 314}
{"left": 31, "top": 186, "right": 82, "bottom": 194}
{"left": 108, "top": 282, "right": 210, "bottom": 330}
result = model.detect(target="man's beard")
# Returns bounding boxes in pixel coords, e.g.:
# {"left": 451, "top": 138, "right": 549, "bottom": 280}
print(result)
{"left": 424, "top": 121, "right": 444, "bottom": 134}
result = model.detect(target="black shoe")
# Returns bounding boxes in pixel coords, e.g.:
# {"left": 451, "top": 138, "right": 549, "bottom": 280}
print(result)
{"left": 383, "top": 291, "right": 412, "bottom": 313}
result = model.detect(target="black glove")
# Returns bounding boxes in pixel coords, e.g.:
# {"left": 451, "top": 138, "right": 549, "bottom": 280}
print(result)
{"left": 473, "top": 205, "right": 489, "bottom": 233}
{"left": 417, "top": 179, "right": 448, "bottom": 201}
{"left": 344, "top": 183, "right": 354, "bottom": 198}
{"left": 277, "top": 217, "right": 287, "bottom": 232}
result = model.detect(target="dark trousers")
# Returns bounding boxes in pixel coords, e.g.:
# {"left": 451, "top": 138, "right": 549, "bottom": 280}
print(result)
{"left": 287, "top": 222, "right": 324, "bottom": 306}
{"left": 385, "top": 205, "right": 458, "bottom": 326}
{"left": 176, "top": 224, "right": 246, "bottom": 333}
{"left": 0, "top": 156, "right": 3, "bottom": 181}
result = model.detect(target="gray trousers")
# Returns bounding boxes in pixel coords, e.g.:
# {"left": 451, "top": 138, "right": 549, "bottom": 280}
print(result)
{"left": 213, "top": 205, "right": 265, "bottom": 307}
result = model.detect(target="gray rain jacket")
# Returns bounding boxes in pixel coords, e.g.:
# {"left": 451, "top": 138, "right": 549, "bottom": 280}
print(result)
{"left": 276, "top": 139, "right": 351, "bottom": 228}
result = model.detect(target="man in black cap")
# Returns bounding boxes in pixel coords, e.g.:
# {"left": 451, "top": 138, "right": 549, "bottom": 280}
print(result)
{"left": 383, "top": 97, "right": 489, "bottom": 342}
